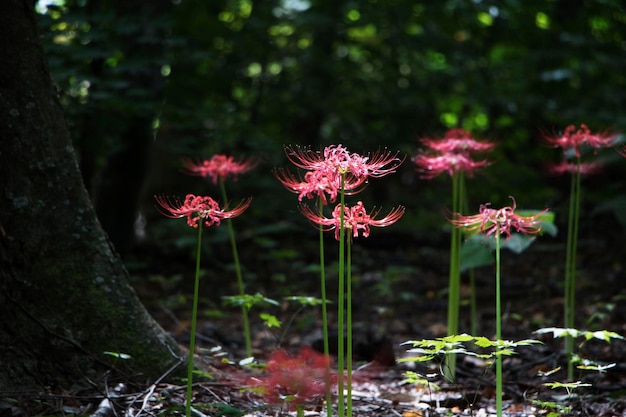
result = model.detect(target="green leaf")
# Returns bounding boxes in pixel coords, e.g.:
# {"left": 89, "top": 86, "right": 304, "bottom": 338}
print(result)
{"left": 103, "top": 351, "right": 132, "bottom": 360}
{"left": 260, "top": 313, "right": 281, "bottom": 328}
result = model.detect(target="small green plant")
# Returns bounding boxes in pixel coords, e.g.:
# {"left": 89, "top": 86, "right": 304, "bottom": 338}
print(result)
{"left": 534, "top": 327, "right": 624, "bottom": 378}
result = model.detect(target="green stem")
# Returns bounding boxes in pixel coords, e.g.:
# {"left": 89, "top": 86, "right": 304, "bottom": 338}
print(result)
{"left": 337, "top": 174, "right": 346, "bottom": 417}
{"left": 318, "top": 196, "right": 332, "bottom": 417}
{"left": 469, "top": 268, "right": 477, "bottom": 336}
{"left": 219, "top": 179, "right": 252, "bottom": 358}
{"left": 186, "top": 222, "right": 203, "bottom": 417}
{"left": 346, "top": 236, "right": 353, "bottom": 417}
{"left": 564, "top": 158, "right": 581, "bottom": 380}
{"left": 445, "top": 170, "right": 462, "bottom": 381}
{"left": 297, "top": 404, "right": 304, "bottom": 417}
{"left": 495, "top": 228, "right": 503, "bottom": 417}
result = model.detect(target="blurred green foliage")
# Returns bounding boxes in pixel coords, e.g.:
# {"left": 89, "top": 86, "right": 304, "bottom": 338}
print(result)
{"left": 36, "top": 0, "right": 626, "bottom": 246}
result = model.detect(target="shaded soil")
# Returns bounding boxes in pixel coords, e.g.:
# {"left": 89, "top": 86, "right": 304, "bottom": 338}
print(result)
{"left": 7, "top": 224, "right": 626, "bottom": 416}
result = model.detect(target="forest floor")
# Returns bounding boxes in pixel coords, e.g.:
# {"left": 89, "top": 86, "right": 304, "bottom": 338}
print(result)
{"left": 123, "top": 220, "right": 626, "bottom": 417}
{"left": 13, "top": 223, "right": 626, "bottom": 417}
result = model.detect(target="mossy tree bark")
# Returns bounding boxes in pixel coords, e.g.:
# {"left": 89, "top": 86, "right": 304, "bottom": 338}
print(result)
{"left": 0, "top": 0, "right": 181, "bottom": 393}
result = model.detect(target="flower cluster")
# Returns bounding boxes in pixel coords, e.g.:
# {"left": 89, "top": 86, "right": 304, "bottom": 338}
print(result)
{"left": 450, "top": 197, "right": 546, "bottom": 239}
{"left": 276, "top": 145, "right": 402, "bottom": 204}
{"left": 155, "top": 194, "right": 251, "bottom": 228}
{"left": 543, "top": 124, "right": 615, "bottom": 158}
{"left": 250, "top": 347, "right": 332, "bottom": 409}
{"left": 301, "top": 201, "right": 405, "bottom": 241}
{"left": 181, "top": 154, "right": 258, "bottom": 184}
{"left": 412, "top": 128, "right": 495, "bottom": 179}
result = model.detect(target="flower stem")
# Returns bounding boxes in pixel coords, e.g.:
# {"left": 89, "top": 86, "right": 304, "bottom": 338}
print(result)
{"left": 219, "top": 179, "right": 252, "bottom": 358}
{"left": 495, "top": 228, "right": 503, "bottom": 417}
{"left": 564, "top": 158, "right": 582, "bottom": 380}
{"left": 337, "top": 174, "right": 346, "bottom": 417}
{"left": 445, "top": 170, "right": 462, "bottom": 381}
{"left": 318, "top": 196, "right": 332, "bottom": 417}
{"left": 186, "top": 222, "right": 203, "bottom": 417}
{"left": 346, "top": 236, "right": 353, "bottom": 417}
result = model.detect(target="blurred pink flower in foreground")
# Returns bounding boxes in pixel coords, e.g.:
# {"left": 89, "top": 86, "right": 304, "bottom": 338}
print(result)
{"left": 277, "top": 145, "right": 403, "bottom": 204}
{"left": 181, "top": 154, "right": 258, "bottom": 184}
{"left": 543, "top": 124, "right": 615, "bottom": 158}
{"left": 449, "top": 197, "right": 547, "bottom": 239}
{"left": 250, "top": 347, "right": 332, "bottom": 409}
{"left": 154, "top": 194, "right": 251, "bottom": 228}
{"left": 413, "top": 128, "right": 494, "bottom": 179}
{"left": 301, "top": 201, "right": 405, "bottom": 240}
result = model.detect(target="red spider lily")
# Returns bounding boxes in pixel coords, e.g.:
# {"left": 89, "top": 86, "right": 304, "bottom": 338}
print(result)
{"left": 250, "top": 347, "right": 332, "bottom": 409}
{"left": 546, "top": 161, "right": 603, "bottom": 176}
{"left": 274, "top": 168, "right": 366, "bottom": 204}
{"left": 154, "top": 194, "right": 251, "bottom": 228}
{"left": 301, "top": 201, "right": 405, "bottom": 241}
{"left": 618, "top": 145, "right": 626, "bottom": 158}
{"left": 413, "top": 152, "right": 490, "bottom": 179}
{"left": 421, "top": 128, "right": 496, "bottom": 153}
{"left": 543, "top": 124, "right": 615, "bottom": 158}
{"left": 181, "top": 154, "right": 257, "bottom": 184}
{"left": 283, "top": 144, "right": 403, "bottom": 179}
{"left": 450, "top": 197, "right": 547, "bottom": 239}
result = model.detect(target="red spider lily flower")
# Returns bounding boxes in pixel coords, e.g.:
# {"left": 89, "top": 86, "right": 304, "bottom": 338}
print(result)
{"left": 284, "top": 144, "right": 403, "bottom": 179}
{"left": 181, "top": 154, "right": 257, "bottom": 184}
{"left": 543, "top": 124, "right": 616, "bottom": 158}
{"left": 274, "top": 168, "right": 366, "bottom": 204}
{"left": 250, "top": 347, "right": 332, "bottom": 409}
{"left": 546, "top": 161, "right": 603, "bottom": 176}
{"left": 413, "top": 152, "right": 490, "bottom": 179}
{"left": 618, "top": 145, "right": 626, "bottom": 158}
{"left": 421, "top": 128, "right": 496, "bottom": 153}
{"left": 155, "top": 194, "right": 251, "bottom": 228}
{"left": 301, "top": 201, "right": 405, "bottom": 241}
{"left": 450, "top": 197, "right": 547, "bottom": 239}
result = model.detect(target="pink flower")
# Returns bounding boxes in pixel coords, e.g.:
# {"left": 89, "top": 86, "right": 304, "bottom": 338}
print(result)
{"left": 421, "top": 128, "right": 496, "bottom": 153}
{"left": 155, "top": 194, "right": 251, "bottom": 228}
{"left": 274, "top": 168, "right": 365, "bottom": 204}
{"left": 413, "top": 152, "right": 490, "bottom": 179}
{"left": 450, "top": 197, "right": 547, "bottom": 239}
{"left": 543, "top": 124, "right": 615, "bottom": 158}
{"left": 301, "top": 201, "right": 405, "bottom": 241}
{"left": 284, "top": 145, "right": 403, "bottom": 180}
{"left": 278, "top": 145, "right": 402, "bottom": 203}
{"left": 181, "top": 154, "right": 257, "bottom": 184}
{"left": 413, "top": 129, "right": 494, "bottom": 179}
{"left": 618, "top": 145, "right": 626, "bottom": 159}
{"left": 250, "top": 347, "right": 332, "bottom": 409}
{"left": 546, "top": 161, "right": 603, "bottom": 176}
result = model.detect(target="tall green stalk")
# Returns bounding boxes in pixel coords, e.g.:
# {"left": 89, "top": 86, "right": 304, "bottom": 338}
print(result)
{"left": 318, "top": 196, "right": 332, "bottom": 417}
{"left": 185, "top": 222, "right": 203, "bottom": 417}
{"left": 495, "top": 228, "right": 503, "bottom": 417}
{"left": 219, "top": 179, "right": 252, "bottom": 358}
{"left": 564, "top": 158, "right": 582, "bottom": 380}
{"left": 346, "top": 237, "right": 353, "bottom": 417}
{"left": 445, "top": 170, "right": 463, "bottom": 381}
{"left": 337, "top": 174, "right": 346, "bottom": 417}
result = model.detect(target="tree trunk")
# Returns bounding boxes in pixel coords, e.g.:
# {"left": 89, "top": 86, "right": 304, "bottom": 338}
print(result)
{"left": 0, "top": 0, "right": 181, "bottom": 393}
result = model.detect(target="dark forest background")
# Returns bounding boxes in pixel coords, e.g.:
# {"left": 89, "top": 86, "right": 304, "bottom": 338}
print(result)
{"left": 36, "top": 0, "right": 626, "bottom": 256}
